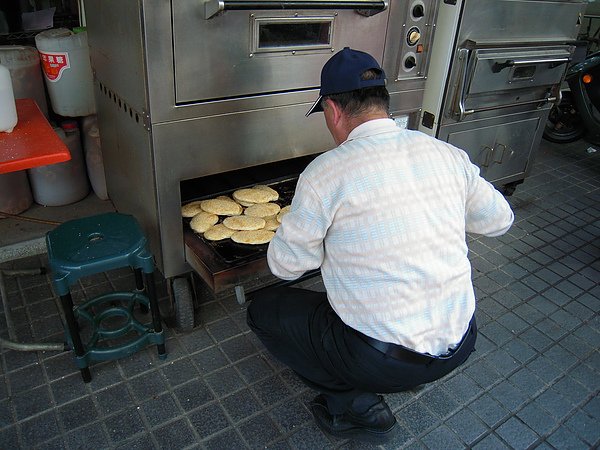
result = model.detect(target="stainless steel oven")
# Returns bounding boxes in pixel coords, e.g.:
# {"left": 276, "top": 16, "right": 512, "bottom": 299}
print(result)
{"left": 83, "top": 0, "right": 440, "bottom": 329}
{"left": 418, "top": 0, "right": 587, "bottom": 194}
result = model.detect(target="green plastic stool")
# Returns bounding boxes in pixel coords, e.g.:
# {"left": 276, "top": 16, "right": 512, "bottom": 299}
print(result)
{"left": 46, "top": 212, "right": 166, "bottom": 382}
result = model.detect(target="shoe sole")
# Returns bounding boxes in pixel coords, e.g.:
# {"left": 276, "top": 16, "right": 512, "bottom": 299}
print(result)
{"left": 311, "top": 407, "right": 399, "bottom": 444}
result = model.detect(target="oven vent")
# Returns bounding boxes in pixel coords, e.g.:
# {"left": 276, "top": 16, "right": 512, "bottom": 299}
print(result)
{"left": 96, "top": 81, "right": 150, "bottom": 131}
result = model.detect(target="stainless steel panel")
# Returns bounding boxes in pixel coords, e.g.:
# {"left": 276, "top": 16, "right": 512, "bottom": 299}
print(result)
{"left": 94, "top": 83, "right": 163, "bottom": 269}
{"left": 439, "top": 112, "right": 544, "bottom": 184}
{"left": 383, "top": 0, "right": 438, "bottom": 84}
{"left": 173, "top": 1, "right": 389, "bottom": 103}
{"left": 84, "top": 0, "right": 148, "bottom": 114}
{"left": 468, "top": 47, "right": 572, "bottom": 94}
{"left": 459, "top": 0, "right": 586, "bottom": 44}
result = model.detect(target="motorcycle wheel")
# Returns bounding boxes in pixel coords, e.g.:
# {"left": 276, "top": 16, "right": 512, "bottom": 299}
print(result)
{"left": 543, "top": 92, "right": 586, "bottom": 143}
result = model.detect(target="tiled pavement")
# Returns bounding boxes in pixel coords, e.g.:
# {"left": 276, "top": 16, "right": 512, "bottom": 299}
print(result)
{"left": 1, "top": 138, "right": 599, "bottom": 450}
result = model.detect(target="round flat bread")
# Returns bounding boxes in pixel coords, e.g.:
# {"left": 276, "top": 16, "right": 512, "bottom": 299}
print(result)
{"left": 223, "top": 215, "right": 266, "bottom": 231}
{"left": 236, "top": 199, "right": 255, "bottom": 207}
{"left": 233, "top": 188, "right": 272, "bottom": 204}
{"left": 277, "top": 205, "right": 291, "bottom": 223}
{"left": 204, "top": 223, "right": 236, "bottom": 241}
{"left": 264, "top": 215, "right": 280, "bottom": 231}
{"left": 253, "top": 185, "right": 279, "bottom": 201}
{"left": 189, "top": 211, "right": 219, "bottom": 233}
{"left": 181, "top": 201, "right": 204, "bottom": 218}
{"left": 200, "top": 198, "right": 243, "bottom": 216}
{"left": 244, "top": 202, "right": 281, "bottom": 218}
{"left": 231, "top": 229, "right": 275, "bottom": 245}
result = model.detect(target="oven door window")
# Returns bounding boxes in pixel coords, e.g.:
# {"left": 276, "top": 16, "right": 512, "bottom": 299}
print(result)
{"left": 252, "top": 17, "right": 334, "bottom": 54}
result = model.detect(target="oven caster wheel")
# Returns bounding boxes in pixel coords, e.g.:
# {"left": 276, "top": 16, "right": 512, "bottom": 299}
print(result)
{"left": 171, "top": 277, "right": 195, "bottom": 332}
{"left": 498, "top": 181, "right": 522, "bottom": 197}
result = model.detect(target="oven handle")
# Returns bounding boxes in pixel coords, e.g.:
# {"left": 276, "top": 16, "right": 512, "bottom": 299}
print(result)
{"left": 492, "top": 57, "right": 570, "bottom": 73}
{"left": 461, "top": 96, "right": 558, "bottom": 118}
{"left": 203, "top": 0, "right": 388, "bottom": 19}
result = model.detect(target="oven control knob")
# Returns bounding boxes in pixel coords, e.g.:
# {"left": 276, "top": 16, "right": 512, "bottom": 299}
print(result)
{"left": 407, "top": 28, "right": 421, "bottom": 46}
{"left": 404, "top": 55, "right": 417, "bottom": 69}
{"left": 412, "top": 4, "right": 425, "bottom": 19}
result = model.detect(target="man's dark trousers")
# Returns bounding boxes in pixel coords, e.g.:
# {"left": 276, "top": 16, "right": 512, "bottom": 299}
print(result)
{"left": 247, "top": 286, "right": 477, "bottom": 415}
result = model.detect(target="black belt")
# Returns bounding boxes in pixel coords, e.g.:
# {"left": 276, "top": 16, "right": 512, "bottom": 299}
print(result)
{"left": 353, "top": 317, "right": 475, "bottom": 364}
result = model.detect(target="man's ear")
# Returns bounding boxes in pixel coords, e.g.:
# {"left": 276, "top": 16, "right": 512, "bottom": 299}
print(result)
{"left": 325, "top": 98, "right": 343, "bottom": 126}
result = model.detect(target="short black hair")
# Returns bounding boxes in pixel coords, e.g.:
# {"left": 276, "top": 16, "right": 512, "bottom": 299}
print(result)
{"left": 323, "top": 69, "right": 390, "bottom": 117}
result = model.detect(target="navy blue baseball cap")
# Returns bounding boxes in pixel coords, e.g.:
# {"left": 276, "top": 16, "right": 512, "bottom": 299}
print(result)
{"left": 305, "top": 47, "right": 386, "bottom": 116}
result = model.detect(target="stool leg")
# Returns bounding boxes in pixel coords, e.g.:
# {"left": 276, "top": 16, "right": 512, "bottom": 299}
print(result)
{"left": 134, "top": 269, "right": 150, "bottom": 314}
{"left": 60, "top": 293, "right": 92, "bottom": 383}
{"left": 143, "top": 272, "right": 166, "bottom": 357}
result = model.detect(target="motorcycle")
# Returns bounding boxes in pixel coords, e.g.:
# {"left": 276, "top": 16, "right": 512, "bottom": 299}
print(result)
{"left": 543, "top": 50, "right": 600, "bottom": 146}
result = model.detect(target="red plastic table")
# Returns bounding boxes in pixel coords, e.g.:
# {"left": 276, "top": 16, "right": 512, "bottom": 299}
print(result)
{"left": 0, "top": 98, "right": 71, "bottom": 174}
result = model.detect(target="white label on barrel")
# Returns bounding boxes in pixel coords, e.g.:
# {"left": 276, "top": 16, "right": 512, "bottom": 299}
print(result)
{"left": 39, "top": 51, "right": 70, "bottom": 82}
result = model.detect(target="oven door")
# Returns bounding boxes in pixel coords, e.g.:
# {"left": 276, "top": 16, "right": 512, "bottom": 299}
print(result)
{"left": 172, "top": 0, "right": 389, "bottom": 103}
{"left": 451, "top": 44, "right": 572, "bottom": 121}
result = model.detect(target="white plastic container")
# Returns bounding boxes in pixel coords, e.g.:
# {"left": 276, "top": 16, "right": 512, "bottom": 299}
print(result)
{"left": 28, "top": 121, "right": 90, "bottom": 206}
{"left": 82, "top": 115, "right": 108, "bottom": 200}
{"left": 0, "top": 45, "right": 49, "bottom": 118}
{"left": 0, "top": 63, "right": 18, "bottom": 133}
{"left": 35, "top": 28, "right": 96, "bottom": 117}
{"left": 0, "top": 171, "right": 33, "bottom": 216}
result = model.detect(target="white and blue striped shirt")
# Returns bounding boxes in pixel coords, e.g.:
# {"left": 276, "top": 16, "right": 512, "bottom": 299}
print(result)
{"left": 268, "top": 119, "right": 514, "bottom": 355}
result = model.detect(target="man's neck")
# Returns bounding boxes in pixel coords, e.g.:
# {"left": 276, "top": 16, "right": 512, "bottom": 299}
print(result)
{"left": 344, "top": 111, "right": 390, "bottom": 138}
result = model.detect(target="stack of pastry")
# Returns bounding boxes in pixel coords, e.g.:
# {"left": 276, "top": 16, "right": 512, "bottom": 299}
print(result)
{"left": 181, "top": 185, "right": 291, "bottom": 244}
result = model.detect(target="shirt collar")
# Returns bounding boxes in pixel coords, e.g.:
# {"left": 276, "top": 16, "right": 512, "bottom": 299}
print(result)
{"left": 345, "top": 118, "right": 398, "bottom": 143}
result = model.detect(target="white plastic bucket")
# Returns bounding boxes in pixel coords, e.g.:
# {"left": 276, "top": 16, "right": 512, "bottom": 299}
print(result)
{"left": 28, "top": 122, "right": 90, "bottom": 206}
{"left": 0, "top": 45, "right": 49, "bottom": 118}
{"left": 0, "top": 63, "right": 18, "bottom": 133}
{"left": 35, "top": 28, "right": 96, "bottom": 117}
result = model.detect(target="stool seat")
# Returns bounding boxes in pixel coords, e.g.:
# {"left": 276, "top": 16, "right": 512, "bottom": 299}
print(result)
{"left": 46, "top": 212, "right": 166, "bottom": 383}
{"left": 47, "top": 212, "right": 154, "bottom": 296}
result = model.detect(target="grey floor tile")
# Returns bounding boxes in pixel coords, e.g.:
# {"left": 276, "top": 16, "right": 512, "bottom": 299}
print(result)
{"left": 204, "top": 365, "right": 246, "bottom": 397}
{"left": 564, "top": 409, "right": 600, "bottom": 447}
{"left": 104, "top": 406, "right": 146, "bottom": 443}
{"left": 546, "top": 425, "right": 589, "bottom": 450}
{"left": 221, "top": 388, "right": 263, "bottom": 422}
{"left": 174, "top": 378, "right": 214, "bottom": 412}
{"left": 18, "top": 410, "right": 61, "bottom": 448}
{"left": 488, "top": 380, "right": 529, "bottom": 412}
{"left": 204, "top": 427, "right": 248, "bottom": 450}
{"left": 516, "top": 401, "right": 557, "bottom": 436}
{"left": 397, "top": 401, "right": 439, "bottom": 437}
{"left": 269, "top": 396, "right": 312, "bottom": 432}
{"left": 190, "top": 345, "right": 229, "bottom": 375}
{"left": 188, "top": 401, "right": 231, "bottom": 439}
{"left": 94, "top": 382, "right": 133, "bottom": 416}
{"left": 421, "top": 424, "right": 464, "bottom": 450}
{"left": 128, "top": 369, "right": 169, "bottom": 402}
{"left": 152, "top": 418, "right": 197, "bottom": 449}
{"left": 495, "top": 417, "right": 539, "bottom": 449}
{"left": 471, "top": 432, "right": 511, "bottom": 449}
{"left": 468, "top": 394, "right": 509, "bottom": 428}
{"left": 238, "top": 413, "right": 281, "bottom": 448}
{"left": 252, "top": 375, "right": 293, "bottom": 407}
{"left": 446, "top": 407, "right": 489, "bottom": 446}
{"left": 64, "top": 421, "right": 110, "bottom": 450}
{"left": 140, "top": 392, "right": 182, "bottom": 428}
{"left": 286, "top": 423, "right": 334, "bottom": 450}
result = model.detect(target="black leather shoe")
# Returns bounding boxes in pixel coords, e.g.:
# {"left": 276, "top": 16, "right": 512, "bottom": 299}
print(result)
{"left": 309, "top": 395, "right": 398, "bottom": 444}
